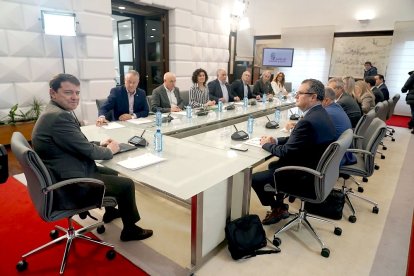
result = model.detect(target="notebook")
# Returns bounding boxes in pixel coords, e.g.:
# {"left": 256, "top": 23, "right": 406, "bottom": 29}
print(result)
{"left": 117, "top": 153, "right": 166, "bottom": 170}
{"left": 117, "top": 143, "right": 138, "bottom": 154}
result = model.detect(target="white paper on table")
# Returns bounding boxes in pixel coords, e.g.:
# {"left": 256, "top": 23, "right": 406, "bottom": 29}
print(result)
{"left": 126, "top": 118, "right": 153, "bottom": 125}
{"left": 102, "top": 122, "right": 125, "bottom": 129}
{"left": 233, "top": 102, "right": 244, "bottom": 106}
{"left": 174, "top": 111, "right": 187, "bottom": 116}
{"left": 117, "top": 153, "right": 166, "bottom": 170}
{"left": 243, "top": 137, "right": 262, "bottom": 148}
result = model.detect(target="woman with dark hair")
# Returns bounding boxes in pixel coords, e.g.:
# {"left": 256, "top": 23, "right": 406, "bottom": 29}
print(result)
{"left": 401, "top": 70, "right": 414, "bottom": 133}
{"left": 189, "top": 68, "right": 215, "bottom": 108}
{"left": 271, "top": 72, "right": 288, "bottom": 97}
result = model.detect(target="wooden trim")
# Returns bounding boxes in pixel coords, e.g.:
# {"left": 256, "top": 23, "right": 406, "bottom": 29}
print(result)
{"left": 334, "top": 30, "right": 394, "bottom": 37}
{"left": 0, "top": 121, "right": 35, "bottom": 145}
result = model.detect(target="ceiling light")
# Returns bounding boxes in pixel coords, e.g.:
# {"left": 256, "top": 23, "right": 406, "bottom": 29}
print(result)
{"left": 151, "top": 28, "right": 156, "bottom": 31}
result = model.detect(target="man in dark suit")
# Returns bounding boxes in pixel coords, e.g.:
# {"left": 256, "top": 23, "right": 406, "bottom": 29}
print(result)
{"left": 328, "top": 77, "right": 362, "bottom": 128}
{"left": 364, "top": 61, "right": 377, "bottom": 77}
{"left": 151, "top": 72, "right": 184, "bottom": 113}
{"left": 365, "top": 76, "right": 384, "bottom": 104}
{"left": 230, "top": 70, "right": 255, "bottom": 101}
{"left": 251, "top": 79, "right": 336, "bottom": 225}
{"left": 96, "top": 70, "right": 149, "bottom": 126}
{"left": 32, "top": 73, "right": 153, "bottom": 242}
{"left": 208, "top": 68, "right": 234, "bottom": 103}
{"left": 375, "top": 74, "right": 390, "bottom": 100}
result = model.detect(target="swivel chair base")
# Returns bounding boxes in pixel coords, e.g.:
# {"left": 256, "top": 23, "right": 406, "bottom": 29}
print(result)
{"left": 342, "top": 185, "right": 379, "bottom": 223}
{"left": 273, "top": 201, "right": 342, "bottom": 258}
{"left": 16, "top": 216, "right": 116, "bottom": 274}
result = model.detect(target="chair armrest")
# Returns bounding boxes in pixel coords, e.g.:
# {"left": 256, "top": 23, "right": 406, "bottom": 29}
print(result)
{"left": 346, "top": 148, "right": 373, "bottom": 156}
{"left": 274, "top": 166, "right": 322, "bottom": 179}
{"left": 353, "top": 134, "right": 364, "bottom": 140}
{"left": 43, "top": 178, "right": 104, "bottom": 193}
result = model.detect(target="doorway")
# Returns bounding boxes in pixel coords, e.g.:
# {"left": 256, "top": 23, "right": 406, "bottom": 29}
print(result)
{"left": 111, "top": 1, "right": 168, "bottom": 95}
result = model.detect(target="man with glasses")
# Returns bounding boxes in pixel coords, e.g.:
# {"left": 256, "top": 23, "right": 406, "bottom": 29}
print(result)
{"left": 251, "top": 79, "right": 336, "bottom": 225}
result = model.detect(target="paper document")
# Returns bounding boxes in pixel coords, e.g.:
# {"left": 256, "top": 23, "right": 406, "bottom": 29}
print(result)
{"left": 243, "top": 137, "right": 262, "bottom": 148}
{"left": 102, "top": 122, "right": 125, "bottom": 129}
{"left": 174, "top": 111, "right": 187, "bottom": 116}
{"left": 117, "top": 153, "right": 166, "bottom": 170}
{"left": 233, "top": 102, "right": 244, "bottom": 106}
{"left": 127, "top": 118, "right": 153, "bottom": 125}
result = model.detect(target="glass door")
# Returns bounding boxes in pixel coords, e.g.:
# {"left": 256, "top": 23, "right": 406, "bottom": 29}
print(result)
{"left": 117, "top": 19, "right": 134, "bottom": 85}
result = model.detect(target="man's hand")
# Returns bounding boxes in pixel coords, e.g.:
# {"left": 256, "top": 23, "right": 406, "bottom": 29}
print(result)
{"left": 233, "top": 96, "right": 240, "bottom": 102}
{"left": 171, "top": 105, "right": 181, "bottom": 112}
{"left": 260, "top": 136, "right": 276, "bottom": 145}
{"left": 96, "top": 117, "right": 108, "bottom": 126}
{"left": 106, "top": 140, "right": 120, "bottom": 154}
{"left": 119, "top": 113, "right": 133, "bottom": 121}
{"left": 285, "top": 121, "right": 296, "bottom": 131}
{"left": 100, "top": 138, "right": 113, "bottom": 147}
{"left": 219, "top": 97, "right": 226, "bottom": 103}
{"left": 206, "top": 100, "right": 216, "bottom": 106}
{"left": 256, "top": 95, "right": 261, "bottom": 100}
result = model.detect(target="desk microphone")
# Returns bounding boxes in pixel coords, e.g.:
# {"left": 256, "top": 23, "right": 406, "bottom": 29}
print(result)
{"left": 162, "top": 112, "right": 174, "bottom": 123}
{"left": 128, "top": 129, "right": 148, "bottom": 147}
{"left": 289, "top": 109, "right": 300, "bottom": 120}
{"left": 196, "top": 107, "right": 209, "bottom": 116}
{"left": 231, "top": 125, "right": 249, "bottom": 141}
{"left": 265, "top": 115, "right": 279, "bottom": 129}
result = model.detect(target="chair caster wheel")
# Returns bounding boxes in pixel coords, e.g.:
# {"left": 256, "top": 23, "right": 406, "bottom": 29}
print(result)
{"left": 349, "top": 215, "right": 357, "bottom": 223}
{"left": 16, "top": 260, "right": 28, "bottom": 272}
{"left": 321, "top": 248, "right": 330, "bottom": 258}
{"left": 373, "top": 206, "right": 379, "bottom": 214}
{"left": 273, "top": 237, "right": 281, "bottom": 247}
{"left": 381, "top": 155, "right": 385, "bottom": 159}
{"left": 362, "top": 177, "right": 368, "bottom": 183}
{"left": 334, "top": 227, "right": 342, "bottom": 236}
{"left": 391, "top": 138, "right": 395, "bottom": 142}
{"left": 97, "top": 225, "right": 106, "bottom": 234}
{"left": 50, "top": 229, "right": 59, "bottom": 240}
{"left": 382, "top": 146, "right": 387, "bottom": 150}
{"left": 357, "top": 186, "right": 364, "bottom": 193}
{"left": 375, "top": 165, "right": 380, "bottom": 170}
{"left": 106, "top": 249, "right": 116, "bottom": 260}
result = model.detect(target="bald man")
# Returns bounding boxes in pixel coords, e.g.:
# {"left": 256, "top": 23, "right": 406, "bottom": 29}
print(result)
{"left": 208, "top": 68, "right": 234, "bottom": 103}
{"left": 151, "top": 72, "right": 184, "bottom": 113}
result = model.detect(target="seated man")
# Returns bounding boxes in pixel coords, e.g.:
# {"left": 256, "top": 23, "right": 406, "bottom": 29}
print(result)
{"left": 208, "top": 68, "right": 234, "bottom": 103}
{"left": 375, "top": 74, "right": 390, "bottom": 101}
{"left": 252, "top": 70, "right": 273, "bottom": 99}
{"left": 365, "top": 76, "right": 384, "bottom": 104}
{"left": 328, "top": 77, "right": 362, "bottom": 128}
{"left": 322, "top": 87, "right": 357, "bottom": 165}
{"left": 32, "top": 73, "right": 153, "bottom": 242}
{"left": 151, "top": 72, "right": 184, "bottom": 113}
{"left": 96, "top": 70, "right": 149, "bottom": 126}
{"left": 252, "top": 79, "right": 336, "bottom": 225}
{"left": 230, "top": 70, "right": 255, "bottom": 101}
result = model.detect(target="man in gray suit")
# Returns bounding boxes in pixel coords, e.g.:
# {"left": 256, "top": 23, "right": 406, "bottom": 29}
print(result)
{"left": 32, "top": 73, "right": 153, "bottom": 242}
{"left": 151, "top": 72, "right": 184, "bottom": 113}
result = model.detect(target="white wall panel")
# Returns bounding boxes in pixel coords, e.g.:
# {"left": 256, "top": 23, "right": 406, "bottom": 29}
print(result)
{"left": 0, "top": 83, "right": 17, "bottom": 109}
{"left": 202, "top": 17, "right": 214, "bottom": 33}
{"left": 7, "top": 30, "right": 44, "bottom": 57}
{"left": 192, "top": 47, "right": 202, "bottom": 61}
{"left": 192, "top": 15, "right": 203, "bottom": 32}
{"left": 169, "top": 9, "right": 192, "bottom": 28}
{"left": 0, "top": 31, "right": 9, "bottom": 56}
{"left": 77, "top": 12, "right": 112, "bottom": 37}
{"left": 195, "top": 0, "right": 208, "bottom": 17}
{"left": 39, "top": 0, "right": 73, "bottom": 10}
{"left": 82, "top": 80, "right": 115, "bottom": 100}
{"left": 169, "top": 27, "right": 194, "bottom": 45}
{"left": 0, "top": 57, "right": 31, "bottom": 82}
{"left": 29, "top": 58, "right": 62, "bottom": 81}
{"left": 170, "top": 44, "right": 192, "bottom": 61}
{"left": 73, "top": 0, "right": 111, "bottom": 15}
{"left": 0, "top": 2, "right": 24, "bottom": 30}
{"left": 196, "top": 31, "right": 208, "bottom": 47}
{"left": 15, "top": 82, "right": 49, "bottom": 106}
{"left": 83, "top": 36, "right": 114, "bottom": 58}
{"left": 173, "top": 0, "right": 195, "bottom": 12}
{"left": 78, "top": 59, "right": 115, "bottom": 80}
{"left": 79, "top": 101, "right": 96, "bottom": 125}
{"left": 208, "top": 33, "right": 219, "bottom": 48}
{"left": 202, "top": 48, "right": 214, "bottom": 62}
{"left": 64, "top": 59, "right": 80, "bottom": 77}
{"left": 170, "top": 61, "right": 194, "bottom": 78}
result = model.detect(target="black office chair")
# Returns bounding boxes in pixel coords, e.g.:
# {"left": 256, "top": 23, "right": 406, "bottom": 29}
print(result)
{"left": 339, "top": 118, "right": 387, "bottom": 223}
{"left": 96, "top": 98, "right": 115, "bottom": 121}
{"left": 0, "top": 144, "right": 8, "bottom": 183}
{"left": 384, "top": 94, "right": 401, "bottom": 142}
{"left": 267, "top": 129, "right": 353, "bottom": 257}
{"left": 11, "top": 132, "right": 117, "bottom": 274}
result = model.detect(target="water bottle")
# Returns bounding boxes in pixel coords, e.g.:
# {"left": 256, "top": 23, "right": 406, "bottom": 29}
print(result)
{"left": 186, "top": 105, "right": 192, "bottom": 118}
{"left": 154, "top": 129, "right": 163, "bottom": 152}
{"left": 218, "top": 100, "right": 223, "bottom": 112}
{"left": 274, "top": 108, "right": 281, "bottom": 123}
{"left": 155, "top": 108, "right": 162, "bottom": 128}
{"left": 262, "top": 93, "right": 267, "bottom": 103}
{"left": 243, "top": 96, "right": 248, "bottom": 108}
{"left": 247, "top": 115, "right": 254, "bottom": 136}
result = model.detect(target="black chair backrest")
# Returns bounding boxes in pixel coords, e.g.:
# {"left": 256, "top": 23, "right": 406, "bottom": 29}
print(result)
{"left": 96, "top": 99, "right": 114, "bottom": 121}
{"left": 0, "top": 144, "right": 8, "bottom": 183}
{"left": 361, "top": 118, "right": 387, "bottom": 176}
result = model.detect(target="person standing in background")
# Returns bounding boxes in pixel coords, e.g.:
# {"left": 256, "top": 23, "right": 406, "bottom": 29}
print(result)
{"left": 189, "top": 68, "right": 215, "bottom": 108}
{"left": 364, "top": 61, "right": 378, "bottom": 78}
{"left": 271, "top": 72, "right": 288, "bottom": 97}
{"left": 401, "top": 70, "right": 414, "bottom": 133}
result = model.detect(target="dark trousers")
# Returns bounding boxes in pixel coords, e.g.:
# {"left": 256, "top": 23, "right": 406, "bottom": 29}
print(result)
{"left": 94, "top": 167, "right": 140, "bottom": 226}
{"left": 409, "top": 104, "right": 414, "bottom": 126}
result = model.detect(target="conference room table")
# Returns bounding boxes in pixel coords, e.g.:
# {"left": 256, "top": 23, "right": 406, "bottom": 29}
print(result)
{"left": 81, "top": 99, "right": 297, "bottom": 274}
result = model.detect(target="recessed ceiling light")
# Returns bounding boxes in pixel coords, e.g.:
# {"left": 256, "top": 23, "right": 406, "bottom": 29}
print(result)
{"left": 150, "top": 35, "right": 154, "bottom": 38}
{"left": 151, "top": 28, "right": 156, "bottom": 31}
{"left": 119, "top": 6, "right": 126, "bottom": 10}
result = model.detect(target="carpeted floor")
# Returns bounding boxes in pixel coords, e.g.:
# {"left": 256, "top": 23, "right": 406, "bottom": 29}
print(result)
{"left": 386, "top": 114, "right": 411, "bottom": 128}
{"left": 0, "top": 177, "right": 147, "bottom": 276}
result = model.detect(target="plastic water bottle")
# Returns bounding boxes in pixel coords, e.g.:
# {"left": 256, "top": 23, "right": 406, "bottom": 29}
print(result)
{"left": 186, "top": 105, "right": 192, "bottom": 118}
{"left": 243, "top": 96, "right": 248, "bottom": 108}
{"left": 155, "top": 108, "right": 162, "bottom": 128}
{"left": 218, "top": 100, "right": 223, "bottom": 112}
{"left": 247, "top": 115, "right": 254, "bottom": 136}
{"left": 154, "top": 129, "right": 163, "bottom": 152}
{"left": 274, "top": 108, "right": 281, "bottom": 123}
{"left": 262, "top": 93, "right": 267, "bottom": 103}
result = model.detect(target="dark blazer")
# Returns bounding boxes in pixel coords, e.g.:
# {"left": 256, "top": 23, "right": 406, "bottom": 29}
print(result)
{"left": 263, "top": 104, "right": 336, "bottom": 170}
{"left": 208, "top": 79, "right": 233, "bottom": 102}
{"left": 372, "top": 87, "right": 384, "bottom": 104}
{"left": 252, "top": 79, "right": 273, "bottom": 97}
{"left": 337, "top": 93, "right": 362, "bottom": 128}
{"left": 32, "top": 101, "right": 113, "bottom": 181}
{"left": 99, "top": 86, "right": 149, "bottom": 120}
{"left": 378, "top": 83, "right": 389, "bottom": 101}
{"left": 230, "top": 79, "right": 254, "bottom": 99}
{"left": 364, "top": 67, "right": 377, "bottom": 77}
{"left": 151, "top": 85, "right": 184, "bottom": 113}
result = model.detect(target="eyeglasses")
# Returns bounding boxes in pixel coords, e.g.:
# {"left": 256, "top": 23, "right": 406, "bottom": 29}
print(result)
{"left": 296, "top": 91, "right": 315, "bottom": 96}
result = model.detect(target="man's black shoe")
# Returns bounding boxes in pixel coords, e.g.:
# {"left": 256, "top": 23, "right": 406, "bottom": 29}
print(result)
{"left": 103, "top": 208, "right": 121, "bottom": 223}
{"left": 120, "top": 225, "right": 153, "bottom": 241}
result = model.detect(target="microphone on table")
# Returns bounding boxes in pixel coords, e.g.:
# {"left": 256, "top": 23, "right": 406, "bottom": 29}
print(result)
{"left": 162, "top": 112, "right": 173, "bottom": 123}
{"left": 289, "top": 109, "right": 300, "bottom": 120}
{"left": 265, "top": 115, "right": 279, "bottom": 129}
{"left": 231, "top": 125, "right": 249, "bottom": 141}
{"left": 128, "top": 129, "right": 148, "bottom": 147}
